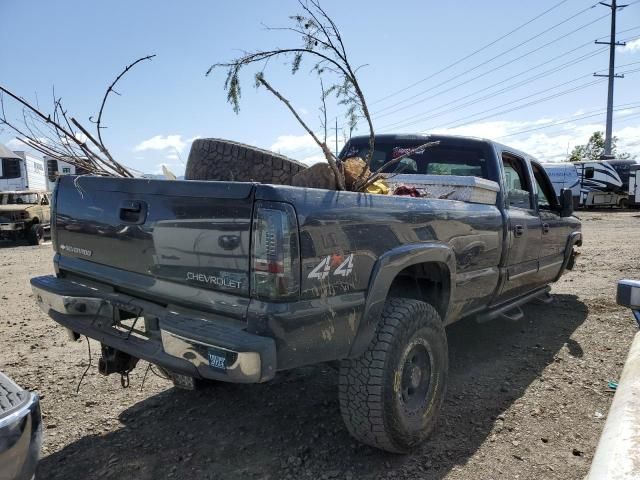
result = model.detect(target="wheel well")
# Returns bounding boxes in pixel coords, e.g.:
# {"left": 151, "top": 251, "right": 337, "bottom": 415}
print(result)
{"left": 387, "top": 262, "right": 450, "bottom": 321}
{"left": 30, "top": 217, "right": 39, "bottom": 225}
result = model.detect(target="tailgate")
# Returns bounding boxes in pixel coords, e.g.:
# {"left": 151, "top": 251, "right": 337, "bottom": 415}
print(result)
{"left": 54, "top": 176, "right": 254, "bottom": 297}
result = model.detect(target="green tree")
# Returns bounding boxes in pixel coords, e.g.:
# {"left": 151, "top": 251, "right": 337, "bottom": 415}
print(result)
{"left": 568, "top": 131, "right": 634, "bottom": 161}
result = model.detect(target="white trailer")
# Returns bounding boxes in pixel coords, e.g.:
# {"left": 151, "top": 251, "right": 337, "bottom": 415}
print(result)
{"left": 43, "top": 156, "right": 90, "bottom": 191}
{"left": 540, "top": 162, "right": 580, "bottom": 208}
{"left": 0, "top": 143, "right": 47, "bottom": 192}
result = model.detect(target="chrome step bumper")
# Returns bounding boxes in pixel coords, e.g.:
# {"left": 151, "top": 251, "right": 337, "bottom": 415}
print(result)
{"left": 31, "top": 275, "right": 276, "bottom": 383}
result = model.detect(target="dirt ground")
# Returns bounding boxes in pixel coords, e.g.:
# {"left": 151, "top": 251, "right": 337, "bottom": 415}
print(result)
{"left": 1, "top": 210, "right": 638, "bottom": 480}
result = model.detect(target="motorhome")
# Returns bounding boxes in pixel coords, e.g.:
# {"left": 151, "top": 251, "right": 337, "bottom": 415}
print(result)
{"left": 573, "top": 159, "right": 637, "bottom": 208}
{"left": 0, "top": 143, "right": 47, "bottom": 192}
{"left": 629, "top": 164, "right": 640, "bottom": 208}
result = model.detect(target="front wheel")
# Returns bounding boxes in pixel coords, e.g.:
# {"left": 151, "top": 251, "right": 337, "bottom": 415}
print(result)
{"left": 27, "top": 224, "right": 44, "bottom": 245}
{"left": 339, "top": 298, "right": 448, "bottom": 453}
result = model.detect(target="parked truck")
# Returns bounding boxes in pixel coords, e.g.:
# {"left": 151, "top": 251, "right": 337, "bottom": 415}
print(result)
{"left": 0, "top": 144, "right": 47, "bottom": 192}
{"left": 31, "top": 134, "right": 581, "bottom": 453}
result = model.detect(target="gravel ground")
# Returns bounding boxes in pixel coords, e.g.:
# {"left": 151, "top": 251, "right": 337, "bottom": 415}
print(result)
{"left": 1, "top": 210, "right": 638, "bottom": 480}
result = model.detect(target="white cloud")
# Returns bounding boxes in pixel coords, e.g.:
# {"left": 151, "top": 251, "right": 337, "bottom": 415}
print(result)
{"left": 270, "top": 134, "right": 317, "bottom": 153}
{"left": 270, "top": 133, "right": 347, "bottom": 165}
{"left": 134, "top": 135, "right": 187, "bottom": 152}
{"left": 620, "top": 38, "right": 640, "bottom": 54}
{"left": 430, "top": 116, "right": 640, "bottom": 161}
{"left": 5, "top": 138, "right": 25, "bottom": 150}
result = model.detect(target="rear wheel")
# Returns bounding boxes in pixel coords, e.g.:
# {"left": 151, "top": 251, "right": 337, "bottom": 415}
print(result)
{"left": 619, "top": 197, "right": 629, "bottom": 209}
{"left": 339, "top": 297, "right": 448, "bottom": 453}
{"left": 185, "top": 138, "right": 307, "bottom": 185}
{"left": 27, "top": 224, "right": 44, "bottom": 245}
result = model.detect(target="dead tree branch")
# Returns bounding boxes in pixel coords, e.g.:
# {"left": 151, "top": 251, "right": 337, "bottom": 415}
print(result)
{"left": 256, "top": 74, "right": 345, "bottom": 190}
{"left": 208, "top": 0, "right": 374, "bottom": 190}
{"left": 92, "top": 55, "right": 156, "bottom": 163}
{"left": 0, "top": 54, "right": 155, "bottom": 178}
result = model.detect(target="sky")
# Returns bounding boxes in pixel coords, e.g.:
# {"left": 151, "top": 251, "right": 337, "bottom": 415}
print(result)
{"left": 1, "top": 0, "right": 639, "bottom": 175}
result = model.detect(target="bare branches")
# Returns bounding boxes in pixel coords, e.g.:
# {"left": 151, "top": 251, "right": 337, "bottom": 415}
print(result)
{"left": 208, "top": 1, "right": 375, "bottom": 190}
{"left": 92, "top": 55, "right": 156, "bottom": 162}
{"left": 256, "top": 74, "right": 345, "bottom": 190}
{"left": 0, "top": 55, "right": 155, "bottom": 179}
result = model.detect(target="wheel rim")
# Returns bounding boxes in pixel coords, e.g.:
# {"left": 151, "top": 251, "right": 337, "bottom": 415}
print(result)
{"left": 400, "top": 341, "right": 432, "bottom": 412}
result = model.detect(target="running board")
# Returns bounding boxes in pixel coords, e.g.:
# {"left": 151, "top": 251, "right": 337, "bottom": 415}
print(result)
{"left": 534, "top": 291, "right": 554, "bottom": 305}
{"left": 475, "top": 286, "right": 551, "bottom": 324}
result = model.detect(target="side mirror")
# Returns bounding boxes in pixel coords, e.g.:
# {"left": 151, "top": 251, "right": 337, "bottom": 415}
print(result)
{"left": 559, "top": 188, "right": 573, "bottom": 217}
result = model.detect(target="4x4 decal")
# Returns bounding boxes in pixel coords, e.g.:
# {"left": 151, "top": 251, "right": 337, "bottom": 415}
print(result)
{"left": 308, "top": 254, "right": 354, "bottom": 280}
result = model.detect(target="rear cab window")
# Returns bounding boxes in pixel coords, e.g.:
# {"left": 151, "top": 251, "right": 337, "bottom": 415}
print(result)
{"left": 340, "top": 137, "right": 491, "bottom": 179}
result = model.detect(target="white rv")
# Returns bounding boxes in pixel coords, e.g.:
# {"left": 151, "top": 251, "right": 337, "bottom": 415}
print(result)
{"left": 574, "top": 159, "right": 637, "bottom": 208}
{"left": 540, "top": 162, "right": 580, "bottom": 207}
{"left": 0, "top": 143, "right": 47, "bottom": 192}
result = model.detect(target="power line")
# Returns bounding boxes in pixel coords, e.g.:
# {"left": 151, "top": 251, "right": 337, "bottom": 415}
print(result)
{"left": 496, "top": 101, "right": 640, "bottom": 138}
{"left": 381, "top": 62, "right": 640, "bottom": 135}
{"left": 372, "top": 11, "right": 610, "bottom": 120}
{"left": 378, "top": 45, "right": 608, "bottom": 131}
{"left": 370, "top": 0, "right": 574, "bottom": 106}
{"left": 377, "top": 30, "right": 640, "bottom": 131}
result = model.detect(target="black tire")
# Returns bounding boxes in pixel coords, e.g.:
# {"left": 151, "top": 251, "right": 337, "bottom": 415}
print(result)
{"left": 27, "top": 224, "right": 44, "bottom": 245}
{"left": 185, "top": 138, "right": 307, "bottom": 185}
{"left": 339, "top": 298, "right": 448, "bottom": 453}
{"left": 619, "top": 197, "right": 629, "bottom": 209}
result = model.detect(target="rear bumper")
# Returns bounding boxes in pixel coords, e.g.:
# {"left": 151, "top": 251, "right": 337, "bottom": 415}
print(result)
{"left": 31, "top": 275, "right": 276, "bottom": 383}
{"left": 0, "top": 373, "right": 42, "bottom": 480}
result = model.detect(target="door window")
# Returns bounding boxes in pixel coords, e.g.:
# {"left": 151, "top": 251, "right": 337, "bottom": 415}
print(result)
{"left": 532, "top": 165, "right": 559, "bottom": 211}
{"left": 502, "top": 153, "right": 532, "bottom": 209}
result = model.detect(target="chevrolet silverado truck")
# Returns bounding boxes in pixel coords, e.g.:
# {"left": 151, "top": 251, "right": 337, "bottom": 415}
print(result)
{"left": 31, "top": 134, "right": 581, "bottom": 453}
{"left": 0, "top": 190, "right": 51, "bottom": 245}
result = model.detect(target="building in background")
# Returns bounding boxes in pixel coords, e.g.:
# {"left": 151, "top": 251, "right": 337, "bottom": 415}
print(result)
{"left": 0, "top": 143, "right": 46, "bottom": 191}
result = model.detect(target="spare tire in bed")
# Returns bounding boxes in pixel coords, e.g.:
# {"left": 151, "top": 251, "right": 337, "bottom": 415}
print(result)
{"left": 184, "top": 138, "right": 307, "bottom": 184}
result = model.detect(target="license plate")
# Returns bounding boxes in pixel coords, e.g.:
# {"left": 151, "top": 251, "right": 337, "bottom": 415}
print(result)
{"left": 207, "top": 348, "right": 227, "bottom": 370}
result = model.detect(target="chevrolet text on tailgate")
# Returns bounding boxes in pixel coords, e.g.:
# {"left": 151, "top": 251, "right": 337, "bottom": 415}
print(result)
{"left": 31, "top": 134, "right": 581, "bottom": 453}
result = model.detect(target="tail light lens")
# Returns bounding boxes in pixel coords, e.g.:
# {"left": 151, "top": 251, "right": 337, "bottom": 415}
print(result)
{"left": 251, "top": 201, "right": 300, "bottom": 300}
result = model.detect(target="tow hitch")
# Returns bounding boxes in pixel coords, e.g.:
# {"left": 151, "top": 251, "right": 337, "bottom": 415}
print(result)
{"left": 98, "top": 345, "right": 139, "bottom": 387}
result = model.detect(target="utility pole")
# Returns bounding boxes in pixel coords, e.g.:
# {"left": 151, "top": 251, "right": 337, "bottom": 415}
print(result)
{"left": 335, "top": 117, "right": 338, "bottom": 157}
{"left": 594, "top": 0, "right": 627, "bottom": 158}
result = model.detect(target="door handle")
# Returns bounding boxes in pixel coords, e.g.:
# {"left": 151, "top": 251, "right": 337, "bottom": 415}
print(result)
{"left": 119, "top": 200, "right": 147, "bottom": 224}
{"left": 513, "top": 225, "right": 524, "bottom": 237}
{"left": 542, "top": 223, "right": 550, "bottom": 234}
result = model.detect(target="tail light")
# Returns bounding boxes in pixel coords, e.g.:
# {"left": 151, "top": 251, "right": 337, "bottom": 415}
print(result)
{"left": 251, "top": 201, "right": 300, "bottom": 300}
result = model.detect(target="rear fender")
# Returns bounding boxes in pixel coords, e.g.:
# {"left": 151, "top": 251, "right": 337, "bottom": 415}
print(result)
{"left": 348, "top": 242, "right": 456, "bottom": 357}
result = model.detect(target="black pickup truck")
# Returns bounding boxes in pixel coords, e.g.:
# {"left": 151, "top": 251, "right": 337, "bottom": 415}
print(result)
{"left": 31, "top": 134, "right": 581, "bottom": 453}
